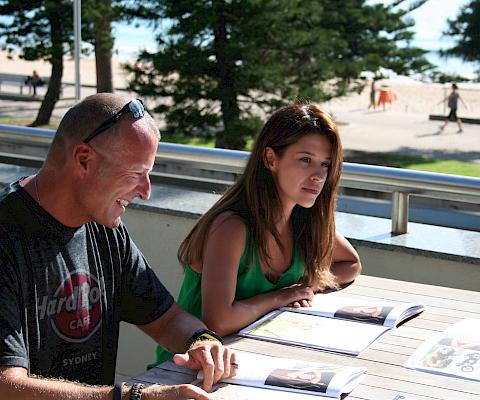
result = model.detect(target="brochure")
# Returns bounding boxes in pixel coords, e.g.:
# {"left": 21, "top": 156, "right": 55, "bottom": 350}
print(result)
{"left": 238, "top": 293, "right": 425, "bottom": 355}
{"left": 282, "top": 293, "right": 425, "bottom": 328}
{"left": 198, "top": 352, "right": 366, "bottom": 399}
{"left": 404, "top": 318, "right": 480, "bottom": 381}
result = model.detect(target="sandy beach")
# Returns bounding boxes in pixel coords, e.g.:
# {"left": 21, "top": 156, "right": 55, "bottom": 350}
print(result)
{"left": 1, "top": 51, "right": 479, "bottom": 163}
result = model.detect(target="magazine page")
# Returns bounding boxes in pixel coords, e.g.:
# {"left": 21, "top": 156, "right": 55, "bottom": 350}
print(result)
{"left": 200, "top": 352, "right": 366, "bottom": 399}
{"left": 404, "top": 318, "right": 480, "bottom": 381}
{"left": 238, "top": 310, "right": 390, "bottom": 355}
{"left": 201, "top": 383, "right": 334, "bottom": 400}
{"left": 282, "top": 293, "right": 425, "bottom": 328}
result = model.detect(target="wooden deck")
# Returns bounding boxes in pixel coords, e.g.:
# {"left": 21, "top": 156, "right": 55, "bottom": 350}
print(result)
{"left": 131, "top": 275, "right": 480, "bottom": 399}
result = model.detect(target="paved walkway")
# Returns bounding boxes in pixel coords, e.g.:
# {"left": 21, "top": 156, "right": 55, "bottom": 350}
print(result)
{"left": 333, "top": 108, "right": 480, "bottom": 163}
{"left": 1, "top": 87, "right": 479, "bottom": 163}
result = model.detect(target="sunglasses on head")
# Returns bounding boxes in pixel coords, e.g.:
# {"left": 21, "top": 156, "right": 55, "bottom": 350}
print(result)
{"left": 83, "top": 98, "right": 146, "bottom": 144}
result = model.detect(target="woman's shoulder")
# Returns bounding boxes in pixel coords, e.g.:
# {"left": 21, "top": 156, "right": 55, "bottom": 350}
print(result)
{"left": 210, "top": 211, "right": 248, "bottom": 237}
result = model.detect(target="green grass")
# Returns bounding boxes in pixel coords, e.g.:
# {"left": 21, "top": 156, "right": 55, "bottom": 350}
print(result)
{"left": 0, "top": 117, "right": 59, "bottom": 129}
{"left": 354, "top": 153, "right": 480, "bottom": 178}
{"left": 403, "top": 160, "right": 480, "bottom": 177}
{"left": 0, "top": 117, "right": 33, "bottom": 125}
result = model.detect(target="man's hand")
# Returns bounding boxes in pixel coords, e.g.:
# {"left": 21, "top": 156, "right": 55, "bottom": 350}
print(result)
{"left": 143, "top": 383, "right": 212, "bottom": 399}
{"left": 172, "top": 341, "right": 237, "bottom": 391}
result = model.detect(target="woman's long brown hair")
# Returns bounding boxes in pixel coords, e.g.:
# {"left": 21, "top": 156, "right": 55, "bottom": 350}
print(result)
{"left": 178, "top": 103, "right": 343, "bottom": 290}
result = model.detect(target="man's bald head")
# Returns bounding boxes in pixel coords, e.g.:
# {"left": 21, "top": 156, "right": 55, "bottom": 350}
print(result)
{"left": 47, "top": 93, "right": 159, "bottom": 164}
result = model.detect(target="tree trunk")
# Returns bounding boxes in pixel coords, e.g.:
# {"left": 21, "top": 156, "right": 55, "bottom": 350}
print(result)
{"left": 95, "top": 0, "right": 114, "bottom": 93}
{"left": 213, "top": 1, "right": 244, "bottom": 150}
{"left": 30, "top": 6, "right": 63, "bottom": 127}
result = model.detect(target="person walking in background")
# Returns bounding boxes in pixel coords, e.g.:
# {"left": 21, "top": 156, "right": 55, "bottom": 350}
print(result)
{"left": 377, "top": 84, "right": 397, "bottom": 111}
{"left": 438, "top": 83, "right": 467, "bottom": 134}
{"left": 153, "top": 103, "right": 362, "bottom": 366}
{"left": 368, "top": 80, "right": 377, "bottom": 110}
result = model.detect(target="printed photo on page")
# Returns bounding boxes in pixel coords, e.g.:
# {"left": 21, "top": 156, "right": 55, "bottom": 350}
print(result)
{"left": 200, "top": 352, "right": 367, "bottom": 399}
{"left": 282, "top": 293, "right": 425, "bottom": 328}
{"left": 404, "top": 318, "right": 480, "bottom": 381}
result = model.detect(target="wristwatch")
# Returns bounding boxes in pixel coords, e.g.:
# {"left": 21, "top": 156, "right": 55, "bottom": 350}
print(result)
{"left": 185, "top": 328, "right": 224, "bottom": 351}
{"left": 113, "top": 382, "right": 125, "bottom": 400}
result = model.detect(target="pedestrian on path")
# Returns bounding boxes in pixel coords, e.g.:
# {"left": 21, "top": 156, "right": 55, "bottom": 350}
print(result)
{"left": 437, "top": 83, "right": 467, "bottom": 134}
{"left": 377, "top": 84, "right": 397, "bottom": 111}
{"left": 368, "top": 80, "right": 377, "bottom": 110}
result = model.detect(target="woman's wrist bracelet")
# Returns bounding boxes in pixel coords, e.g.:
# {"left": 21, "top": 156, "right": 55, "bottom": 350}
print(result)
{"left": 185, "top": 328, "right": 224, "bottom": 351}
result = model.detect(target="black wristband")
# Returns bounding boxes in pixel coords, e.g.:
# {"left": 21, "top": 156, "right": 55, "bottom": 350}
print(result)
{"left": 130, "top": 383, "right": 144, "bottom": 400}
{"left": 113, "top": 381, "right": 125, "bottom": 400}
{"left": 185, "top": 328, "right": 224, "bottom": 351}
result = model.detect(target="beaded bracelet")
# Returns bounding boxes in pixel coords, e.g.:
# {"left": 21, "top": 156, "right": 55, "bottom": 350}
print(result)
{"left": 185, "top": 328, "right": 224, "bottom": 351}
{"left": 130, "top": 383, "right": 144, "bottom": 400}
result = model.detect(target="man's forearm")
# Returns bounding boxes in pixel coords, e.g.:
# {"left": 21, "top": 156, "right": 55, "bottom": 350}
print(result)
{"left": 0, "top": 368, "right": 113, "bottom": 400}
{"left": 139, "top": 303, "right": 208, "bottom": 354}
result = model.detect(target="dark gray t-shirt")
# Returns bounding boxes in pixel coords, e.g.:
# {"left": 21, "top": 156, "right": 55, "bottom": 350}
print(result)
{"left": 0, "top": 181, "right": 174, "bottom": 385}
{"left": 448, "top": 91, "right": 459, "bottom": 110}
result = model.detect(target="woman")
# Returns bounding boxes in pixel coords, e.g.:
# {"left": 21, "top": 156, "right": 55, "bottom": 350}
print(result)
{"left": 153, "top": 103, "right": 361, "bottom": 365}
{"left": 438, "top": 83, "right": 467, "bottom": 134}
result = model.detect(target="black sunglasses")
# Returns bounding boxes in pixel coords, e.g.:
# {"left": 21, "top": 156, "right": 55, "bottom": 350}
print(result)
{"left": 83, "top": 98, "right": 146, "bottom": 144}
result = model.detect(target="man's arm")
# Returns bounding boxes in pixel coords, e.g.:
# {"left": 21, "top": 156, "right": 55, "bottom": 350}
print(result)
{"left": 0, "top": 366, "right": 212, "bottom": 400}
{"left": 138, "top": 303, "right": 206, "bottom": 353}
{"left": 0, "top": 367, "right": 112, "bottom": 400}
{"left": 138, "top": 302, "right": 237, "bottom": 391}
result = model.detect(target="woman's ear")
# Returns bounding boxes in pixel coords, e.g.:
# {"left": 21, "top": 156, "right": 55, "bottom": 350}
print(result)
{"left": 263, "top": 147, "right": 277, "bottom": 171}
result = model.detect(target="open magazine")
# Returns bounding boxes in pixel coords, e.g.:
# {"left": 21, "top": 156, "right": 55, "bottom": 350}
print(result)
{"left": 198, "top": 352, "right": 366, "bottom": 399}
{"left": 404, "top": 318, "right": 480, "bottom": 381}
{"left": 238, "top": 293, "right": 425, "bottom": 355}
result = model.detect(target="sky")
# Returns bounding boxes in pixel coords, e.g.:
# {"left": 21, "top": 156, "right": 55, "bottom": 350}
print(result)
{"left": 112, "top": 0, "right": 477, "bottom": 79}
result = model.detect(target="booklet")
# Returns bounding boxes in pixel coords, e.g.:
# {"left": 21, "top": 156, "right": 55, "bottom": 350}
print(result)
{"left": 404, "top": 318, "right": 480, "bottom": 381}
{"left": 198, "top": 352, "right": 366, "bottom": 399}
{"left": 238, "top": 293, "right": 425, "bottom": 355}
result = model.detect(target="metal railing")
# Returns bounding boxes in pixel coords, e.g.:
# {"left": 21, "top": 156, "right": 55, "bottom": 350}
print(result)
{"left": 1, "top": 124, "right": 479, "bottom": 234}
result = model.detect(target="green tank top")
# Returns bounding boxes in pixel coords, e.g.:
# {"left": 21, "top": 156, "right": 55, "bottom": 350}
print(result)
{"left": 152, "top": 226, "right": 304, "bottom": 366}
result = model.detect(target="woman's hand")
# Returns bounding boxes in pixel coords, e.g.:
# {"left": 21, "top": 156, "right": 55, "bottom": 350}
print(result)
{"left": 279, "top": 284, "right": 314, "bottom": 308}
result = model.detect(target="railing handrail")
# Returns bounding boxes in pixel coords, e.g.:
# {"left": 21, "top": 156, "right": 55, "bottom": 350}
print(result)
{"left": 1, "top": 124, "right": 479, "bottom": 233}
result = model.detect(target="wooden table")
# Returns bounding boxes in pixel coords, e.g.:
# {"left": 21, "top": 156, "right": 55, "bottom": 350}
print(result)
{"left": 132, "top": 275, "right": 480, "bottom": 400}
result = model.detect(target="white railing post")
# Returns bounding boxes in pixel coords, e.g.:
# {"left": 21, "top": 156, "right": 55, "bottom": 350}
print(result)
{"left": 392, "top": 191, "right": 409, "bottom": 234}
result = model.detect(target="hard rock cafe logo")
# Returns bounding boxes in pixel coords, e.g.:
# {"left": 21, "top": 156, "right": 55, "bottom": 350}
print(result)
{"left": 37, "top": 270, "right": 102, "bottom": 343}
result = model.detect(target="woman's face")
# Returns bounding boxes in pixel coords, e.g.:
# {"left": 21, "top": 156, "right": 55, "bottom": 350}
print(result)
{"left": 354, "top": 306, "right": 382, "bottom": 317}
{"left": 287, "top": 369, "right": 324, "bottom": 384}
{"left": 265, "top": 133, "right": 332, "bottom": 214}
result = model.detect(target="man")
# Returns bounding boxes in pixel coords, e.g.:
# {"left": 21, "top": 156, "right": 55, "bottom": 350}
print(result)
{"left": 0, "top": 94, "right": 237, "bottom": 399}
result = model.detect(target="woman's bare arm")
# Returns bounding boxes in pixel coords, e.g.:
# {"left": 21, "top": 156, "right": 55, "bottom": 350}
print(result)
{"left": 330, "top": 231, "right": 362, "bottom": 286}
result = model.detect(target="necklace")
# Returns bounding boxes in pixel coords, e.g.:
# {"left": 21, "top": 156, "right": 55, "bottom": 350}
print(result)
{"left": 34, "top": 175, "right": 40, "bottom": 204}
